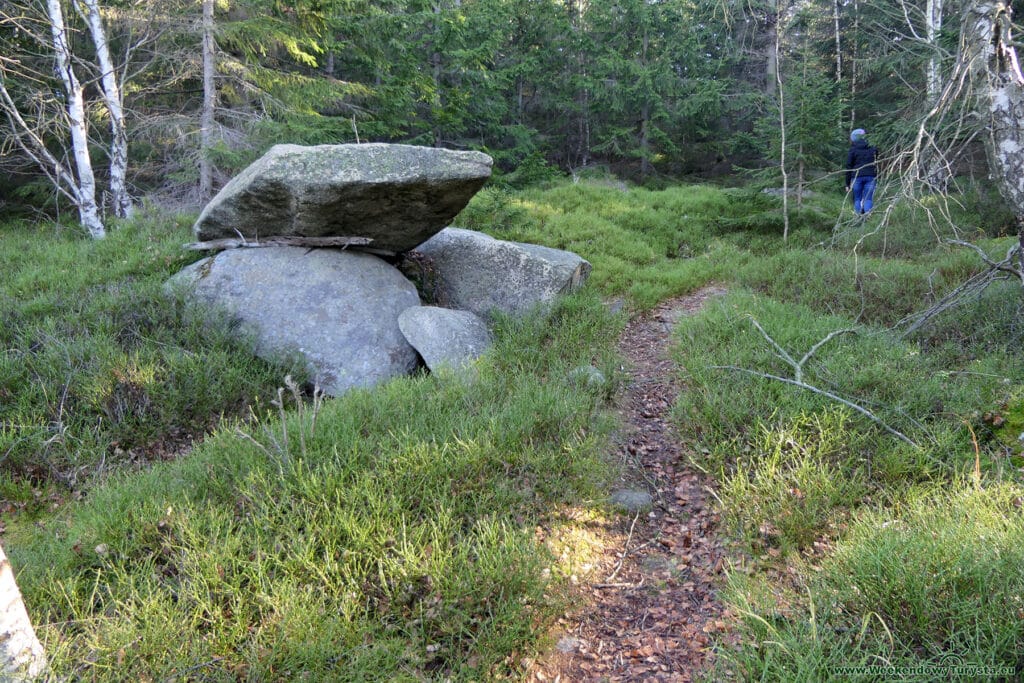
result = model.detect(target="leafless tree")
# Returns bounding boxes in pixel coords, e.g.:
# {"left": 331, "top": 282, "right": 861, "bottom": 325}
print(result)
{"left": 199, "top": 0, "right": 216, "bottom": 202}
{"left": 881, "top": 0, "right": 1024, "bottom": 333}
{"left": 0, "top": 0, "right": 162, "bottom": 235}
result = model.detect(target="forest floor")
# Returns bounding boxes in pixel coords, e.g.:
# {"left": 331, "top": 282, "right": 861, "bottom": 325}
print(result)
{"left": 530, "top": 285, "right": 734, "bottom": 682}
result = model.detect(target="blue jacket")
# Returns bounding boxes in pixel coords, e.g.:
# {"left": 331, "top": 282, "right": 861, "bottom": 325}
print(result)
{"left": 846, "top": 139, "right": 877, "bottom": 185}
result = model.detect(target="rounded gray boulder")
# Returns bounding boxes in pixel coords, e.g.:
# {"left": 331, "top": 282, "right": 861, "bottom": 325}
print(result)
{"left": 405, "top": 227, "right": 592, "bottom": 316}
{"left": 169, "top": 247, "right": 421, "bottom": 396}
{"left": 398, "top": 306, "right": 493, "bottom": 372}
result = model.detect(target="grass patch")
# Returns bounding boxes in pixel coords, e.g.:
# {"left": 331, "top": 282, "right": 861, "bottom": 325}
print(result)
{"left": 715, "top": 484, "right": 1024, "bottom": 681}
{"left": 4, "top": 178, "right": 1023, "bottom": 680}
{"left": 10, "top": 291, "right": 623, "bottom": 679}
{"left": 0, "top": 211, "right": 299, "bottom": 483}
{"left": 717, "top": 409, "right": 870, "bottom": 552}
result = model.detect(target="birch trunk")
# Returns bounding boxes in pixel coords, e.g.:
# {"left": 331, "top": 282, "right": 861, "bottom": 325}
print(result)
{"left": 0, "top": 544, "right": 46, "bottom": 680}
{"left": 200, "top": 0, "right": 216, "bottom": 201}
{"left": 964, "top": 1, "right": 1024, "bottom": 217}
{"left": 919, "top": 0, "right": 950, "bottom": 190}
{"left": 47, "top": 0, "right": 105, "bottom": 238}
{"left": 849, "top": 0, "right": 859, "bottom": 126}
{"left": 74, "top": 0, "right": 132, "bottom": 219}
{"left": 964, "top": 0, "right": 1024, "bottom": 279}
{"left": 926, "top": 0, "right": 944, "bottom": 101}
{"left": 833, "top": 0, "right": 841, "bottom": 83}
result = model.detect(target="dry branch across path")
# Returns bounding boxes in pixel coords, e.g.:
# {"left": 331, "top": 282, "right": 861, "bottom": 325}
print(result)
{"left": 531, "top": 287, "right": 731, "bottom": 682}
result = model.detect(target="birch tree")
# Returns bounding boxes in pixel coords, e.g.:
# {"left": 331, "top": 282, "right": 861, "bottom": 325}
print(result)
{"left": 0, "top": 0, "right": 136, "bottom": 237}
{"left": 963, "top": 0, "right": 1024, "bottom": 232}
{"left": 896, "top": 0, "right": 1024, "bottom": 328}
{"left": 926, "top": 0, "right": 944, "bottom": 101}
{"left": 0, "top": 544, "right": 46, "bottom": 680}
{"left": 49, "top": 0, "right": 106, "bottom": 236}
{"left": 72, "top": 0, "right": 132, "bottom": 218}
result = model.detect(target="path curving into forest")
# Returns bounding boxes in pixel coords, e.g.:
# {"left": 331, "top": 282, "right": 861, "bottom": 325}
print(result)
{"left": 531, "top": 285, "right": 732, "bottom": 682}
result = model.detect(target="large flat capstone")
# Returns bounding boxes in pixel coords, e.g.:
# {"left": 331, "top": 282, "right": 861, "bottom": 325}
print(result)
{"left": 168, "top": 247, "right": 421, "bottom": 396}
{"left": 193, "top": 143, "right": 493, "bottom": 254}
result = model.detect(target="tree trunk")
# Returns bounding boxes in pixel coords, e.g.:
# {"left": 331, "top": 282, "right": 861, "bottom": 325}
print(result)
{"left": 200, "top": 0, "right": 216, "bottom": 202}
{"left": 849, "top": 0, "right": 859, "bottom": 126}
{"left": 919, "top": 0, "right": 950, "bottom": 191}
{"left": 639, "top": 22, "right": 651, "bottom": 178}
{"left": 964, "top": 1, "right": 1024, "bottom": 284}
{"left": 833, "top": 0, "right": 842, "bottom": 83}
{"left": 323, "top": 49, "right": 335, "bottom": 77}
{"left": 47, "top": 0, "right": 105, "bottom": 238}
{"left": 765, "top": 14, "right": 778, "bottom": 99}
{"left": 797, "top": 151, "right": 805, "bottom": 209}
{"left": 0, "top": 544, "right": 46, "bottom": 680}
{"left": 774, "top": 0, "right": 789, "bottom": 241}
{"left": 926, "top": 0, "right": 944, "bottom": 101}
{"left": 567, "top": 0, "right": 590, "bottom": 170}
{"left": 75, "top": 0, "right": 132, "bottom": 219}
{"left": 965, "top": 1, "right": 1024, "bottom": 217}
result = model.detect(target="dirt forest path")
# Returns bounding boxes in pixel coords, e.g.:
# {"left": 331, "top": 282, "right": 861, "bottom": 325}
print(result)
{"left": 531, "top": 286, "right": 732, "bottom": 682}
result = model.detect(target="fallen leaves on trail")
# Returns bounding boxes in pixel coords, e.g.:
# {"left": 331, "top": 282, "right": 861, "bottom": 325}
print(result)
{"left": 531, "top": 287, "right": 733, "bottom": 682}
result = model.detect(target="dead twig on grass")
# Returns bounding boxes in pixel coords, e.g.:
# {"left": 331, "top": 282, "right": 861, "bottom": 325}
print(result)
{"left": 711, "top": 317, "right": 920, "bottom": 448}
{"left": 605, "top": 511, "right": 641, "bottom": 583}
{"left": 895, "top": 239, "right": 1023, "bottom": 338}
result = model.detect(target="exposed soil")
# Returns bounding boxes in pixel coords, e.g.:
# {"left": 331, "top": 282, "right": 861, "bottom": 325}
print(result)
{"left": 530, "top": 286, "right": 733, "bottom": 682}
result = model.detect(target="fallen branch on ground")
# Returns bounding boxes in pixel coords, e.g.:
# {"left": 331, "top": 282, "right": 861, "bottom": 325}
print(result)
{"left": 710, "top": 316, "right": 920, "bottom": 448}
{"left": 184, "top": 235, "right": 375, "bottom": 251}
{"left": 895, "top": 239, "right": 1023, "bottom": 338}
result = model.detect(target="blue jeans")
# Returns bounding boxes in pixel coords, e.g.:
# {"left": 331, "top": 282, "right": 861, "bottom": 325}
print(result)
{"left": 852, "top": 176, "right": 876, "bottom": 214}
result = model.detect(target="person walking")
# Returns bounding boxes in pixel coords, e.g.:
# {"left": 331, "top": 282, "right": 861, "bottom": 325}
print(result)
{"left": 845, "top": 128, "right": 878, "bottom": 216}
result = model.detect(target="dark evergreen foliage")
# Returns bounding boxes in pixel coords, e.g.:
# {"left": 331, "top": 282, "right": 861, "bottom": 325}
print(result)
{"left": 0, "top": 0, "right": 997, "bottom": 211}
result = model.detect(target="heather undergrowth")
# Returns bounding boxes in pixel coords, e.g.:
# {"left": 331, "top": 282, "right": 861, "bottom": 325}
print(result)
{"left": 4, "top": 179, "right": 1022, "bottom": 679}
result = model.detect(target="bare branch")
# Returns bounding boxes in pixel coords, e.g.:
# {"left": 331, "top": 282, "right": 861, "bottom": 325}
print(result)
{"left": 712, "top": 317, "right": 918, "bottom": 446}
{"left": 710, "top": 365, "right": 920, "bottom": 447}
{"left": 746, "top": 316, "right": 857, "bottom": 385}
{"left": 798, "top": 328, "right": 859, "bottom": 371}
{"left": 184, "top": 236, "right": 376, "bottom": 251}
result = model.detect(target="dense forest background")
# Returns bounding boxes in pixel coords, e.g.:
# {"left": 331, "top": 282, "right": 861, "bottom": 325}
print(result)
{"left": 7, "top": 1, "right": 1024, "bottom": 679}
{"left": 0, "top": 0, "right": 995, "bottom": 217}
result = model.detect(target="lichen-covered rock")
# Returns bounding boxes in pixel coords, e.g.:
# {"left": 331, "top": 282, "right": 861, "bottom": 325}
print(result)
{"left": 403, "top": 227, "right": 591, "bottom": 316}
{"left": 398, "top": 306, "right": 492, "bottom": 372}
{"left": 168, "top": 247, "right": 421, "bottom": 396}
{"left": 193, "top": 143, "right": 492, "bottom": 254}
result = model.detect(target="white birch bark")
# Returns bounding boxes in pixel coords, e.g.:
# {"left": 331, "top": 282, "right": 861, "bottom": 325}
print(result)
{"left": 833, "top": 0, "right": 841, "bottom": 83}
{"left": 926, "top": 0, "right": 944, "bottom": 101}
{"left": 0, "top": 544, "right": 46, "bottom": 680}
{"left": 47, "top": 0, "right": 106, "bottom": 238}
{"left": 964, "top": 1, "right": 1024, "bottom": 217}
{"left": 199, "top": 0, "right": 216, "bottom": 201}
{"left": 919, "top": 0, "right": 949, "bottom": 190}
{"left": 963, "top": 1, "right": 1024, "bottom": 280}
{"left": 74, "top": 0, "right": 133, "bottom": 219}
